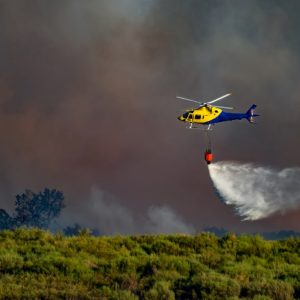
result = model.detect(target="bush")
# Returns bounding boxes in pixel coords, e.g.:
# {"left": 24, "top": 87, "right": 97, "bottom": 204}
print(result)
{"left": 0, "top": 229, "right": 299, "bottom": 298}
{"left": 144, "top": 281, "right": 175, "bottom": 300}
{"left": 242, "top": 280, "right": 294, "bottom": 300}
{"left": 192, "top": 272, "right": 240, "bottom": 299}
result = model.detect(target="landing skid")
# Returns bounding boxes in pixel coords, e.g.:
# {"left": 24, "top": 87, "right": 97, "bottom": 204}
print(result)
{"left": 186, "top": 123, "right": 213, "bottom": 131}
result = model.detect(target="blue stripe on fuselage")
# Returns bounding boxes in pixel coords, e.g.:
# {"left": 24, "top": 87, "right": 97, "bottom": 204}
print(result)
{"left": 205, "top": 111, "right": 247, "bottom": 124}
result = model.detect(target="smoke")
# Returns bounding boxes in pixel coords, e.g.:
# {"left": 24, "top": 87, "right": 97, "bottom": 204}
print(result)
{"left": 208, "top": 161, "right": 300, "bottom": 220}
{"left": 1, "top": 1, "right": 300, "bottom": 232}
{"left": 59, "top": 187, "right": 195, "bottom": 235}
{"left": 145, "top": 206, "right": 195, "bottom": 234}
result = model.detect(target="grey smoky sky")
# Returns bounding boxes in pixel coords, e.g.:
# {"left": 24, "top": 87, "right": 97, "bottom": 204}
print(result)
{"left": 0, "top": 0, "right": 300, "bottom": 233}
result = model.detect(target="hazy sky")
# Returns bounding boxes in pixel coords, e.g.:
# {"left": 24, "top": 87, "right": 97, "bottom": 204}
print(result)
{"left": 0, "top": 0, "right": 300, "bottom": 233}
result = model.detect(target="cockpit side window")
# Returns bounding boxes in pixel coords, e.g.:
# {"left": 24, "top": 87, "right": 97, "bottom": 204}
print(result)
{"left": 183, "top": 112, "right": 189, "bottom": 118}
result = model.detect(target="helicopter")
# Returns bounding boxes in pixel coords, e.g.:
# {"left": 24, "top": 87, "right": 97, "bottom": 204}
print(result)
{"left": 177, "top": 93, "right": 259, "bottom": 130}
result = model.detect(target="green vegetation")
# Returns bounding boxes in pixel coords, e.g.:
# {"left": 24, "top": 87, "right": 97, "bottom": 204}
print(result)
{"left": 0, "top": 229, "right": 299, "bottom": 299}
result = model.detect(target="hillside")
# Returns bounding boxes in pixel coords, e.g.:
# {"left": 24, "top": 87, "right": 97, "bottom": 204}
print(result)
{"left": 0, "top": 229, "right": 299, "bottom": 299}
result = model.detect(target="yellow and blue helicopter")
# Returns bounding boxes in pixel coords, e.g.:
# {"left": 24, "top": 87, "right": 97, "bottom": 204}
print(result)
{"left": 177, "top": 93, "right": 259, "bottom": 130}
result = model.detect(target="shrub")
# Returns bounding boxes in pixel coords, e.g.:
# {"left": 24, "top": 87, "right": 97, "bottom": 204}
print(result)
{"left": 144, "top": 281, "right": 175, "bottom": 300}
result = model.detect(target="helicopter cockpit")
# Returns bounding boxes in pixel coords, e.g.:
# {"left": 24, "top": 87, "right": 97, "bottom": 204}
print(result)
{"left": 182, "top": 112, "right": 189, "bottom": 118}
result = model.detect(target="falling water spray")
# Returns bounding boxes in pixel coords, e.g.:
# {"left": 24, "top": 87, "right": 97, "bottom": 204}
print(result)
{"left": 208, "top": 161, "right": 300, "bottom": 220}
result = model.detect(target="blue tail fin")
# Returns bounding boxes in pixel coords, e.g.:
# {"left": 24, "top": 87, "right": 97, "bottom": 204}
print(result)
{"left": 246, "top": 104, "right": 258, "bottom": 123}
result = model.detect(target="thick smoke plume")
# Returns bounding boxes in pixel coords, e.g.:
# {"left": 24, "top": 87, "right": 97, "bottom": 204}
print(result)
{"left": 1, "top": 1, "right": 300, "bottom": 232}
{"left": 59, "top": 187, "right": 195, "bottom": 235}
{"left": 208, "top": 161, "right": 300, "bottom": 220}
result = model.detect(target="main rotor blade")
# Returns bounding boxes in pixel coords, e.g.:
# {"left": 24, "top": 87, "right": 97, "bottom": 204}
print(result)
{"left": 213, "top": 105, "right": 234, "bottom": 110}
{"left": 207, "top": 93, "right": 231, "bottom": 104}
{"left": 176, "top": 96, "right": 203, "bottom": 105}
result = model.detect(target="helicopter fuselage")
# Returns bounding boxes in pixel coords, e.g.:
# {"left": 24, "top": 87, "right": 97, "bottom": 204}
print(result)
{"left": 178, "top": 104, "right": 258, "bottom": 125}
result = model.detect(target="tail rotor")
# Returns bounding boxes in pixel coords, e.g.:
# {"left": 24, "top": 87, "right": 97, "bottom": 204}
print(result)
{"left": 246, "top": 104, "right": 259, "bottom": 123}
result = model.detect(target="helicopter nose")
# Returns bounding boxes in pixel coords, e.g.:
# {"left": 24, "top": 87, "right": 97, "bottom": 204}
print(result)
{"left": 178, "top": 115, "right": 183, "bottom": 121}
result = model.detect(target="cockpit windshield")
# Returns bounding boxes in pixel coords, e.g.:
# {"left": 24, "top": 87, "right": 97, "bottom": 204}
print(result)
{"left": 183, "top": 112, "right": 189, "bottom": 118}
